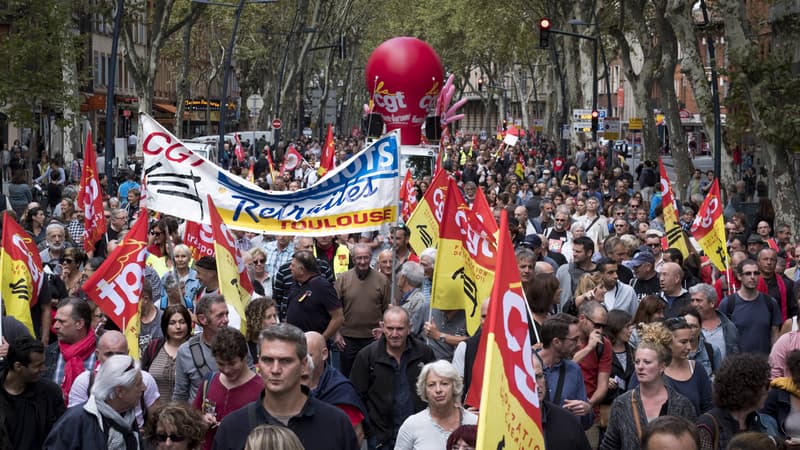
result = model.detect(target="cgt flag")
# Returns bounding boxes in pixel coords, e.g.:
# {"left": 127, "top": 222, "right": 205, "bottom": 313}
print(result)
{"left": 281, "top": 144, "right": 303, "bottom": 174}
{"left": 431, "top": 177, "right": 496, "bottom": 335}
{"left": 0, "top": 213, "right": 44, "bottom": 335}
{"left": 78, "top": 129, "right": 107, "bottom": 252}
{"left": 659, "top": 158, "right": 690, "bottom": 257}
{"left": 406, "top": 169, "right": 449, "bottom": 253}
{"left": 182, "top": 220, "right": 214, "bottom": 261}
{"left": 82, "top": 210, "right": 148, "bottom": 360}
{"left": 207, "top": 195, "right": 253, "bottom": 334}
{"left": 472, "top": 210, "right": 544, "bottom": 449}
{"left": 399, "top": 170, "right": 418, "bottom": 222}
{"left": 318, "top": 124, "right": 336, "bottom": 177}
{"left": 691, "top": 179, "right": 729, "bottom": 272}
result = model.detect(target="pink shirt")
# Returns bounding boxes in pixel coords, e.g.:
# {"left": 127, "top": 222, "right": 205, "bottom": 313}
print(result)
{"left": 769, "top": 330, "right": 800, "bottom": 379}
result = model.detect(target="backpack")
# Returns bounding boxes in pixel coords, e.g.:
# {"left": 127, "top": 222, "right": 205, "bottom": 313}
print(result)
{"left": 723, "top": 292, "right": 774, "bottom": 320}
{"left": 188, "top": 335, "right": 212, "bottom": 378}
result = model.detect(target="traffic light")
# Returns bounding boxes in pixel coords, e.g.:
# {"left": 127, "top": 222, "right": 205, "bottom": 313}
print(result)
{"left": 477, "top": 78, "right": 484, "bottom": 91}
{"left": 539, "top": 18, "right": 551, "bottom": 49}
{"left": 591, "top": 110, "right": 599, "bottom": 131}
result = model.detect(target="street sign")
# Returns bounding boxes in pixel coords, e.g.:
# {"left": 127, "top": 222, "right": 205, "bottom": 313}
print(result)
{"left": 629, "top": 117, "right": 643, "bottom": 130}
{"left": 572, "top": 108, "right": 607, "bottom": 121}
{"left": 246, "top": 94, "right": 264, "bottom": 112}
{"left": 272, "top": 118, "right": 282, "bottom": 129}
{"left": 532, "top": 119, "right": 544, "bottom": 132}
{"left": 572, "top": 121, "right": 592, "bottom": 132}
{"left": 604, "top": 119, "right": 621, "bottom": 140}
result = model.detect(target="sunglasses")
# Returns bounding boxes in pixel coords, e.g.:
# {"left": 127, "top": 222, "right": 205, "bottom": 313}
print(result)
{"left": 252, "top": 258, "right": 266, "bottom": 265}
{"left": 586, "top": 317, "right": 607, "bottom": 330}
{"left": 61, "top": 258, "right": 76, "bottom": 264}
{"left": 155, "top": 434, "right": 186, "bottom": 443}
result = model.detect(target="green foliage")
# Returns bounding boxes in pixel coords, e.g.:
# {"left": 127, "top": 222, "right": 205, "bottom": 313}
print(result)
{"left": 724, "top": 21, "right": 800, "bottom": 148}
{"left": 0, "top": 0, "right": 84, "bottom": 128}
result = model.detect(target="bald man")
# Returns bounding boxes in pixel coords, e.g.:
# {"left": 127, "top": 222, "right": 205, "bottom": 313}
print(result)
{"left": 304, "top": 331, "right": 367, "bottom": 446}
{"left": 67, "top": 331, "right": 160, "bottom": 427}
{"left": 659, "top": 262, "right": 692, "bottom": 318}
{"left": 377, "top": 249, "right": 393, "bottom": 278}
{"left": 535, "top": 261, "right": 555, "bottom": 275}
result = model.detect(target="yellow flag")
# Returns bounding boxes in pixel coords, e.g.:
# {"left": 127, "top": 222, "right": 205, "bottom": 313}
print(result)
{"left": 431, "top": 178, "right": 496, "bottom": 335}
{"left": 473, "top": 210, "right": 545, "bottom": 449}
{"left": 208, "top": 196, "right": 253, "bottom": 335}
{"left": 406, "top": 169, "right": 449, "bottom": 253}
{"left": 659, "top": 158, "right": 690, "bottom": 257}
{"left": 1, "top": 213, "right": 46, "bottom": 336}
{"left": 690, "top": 179, "right": 729, "bottom": 271}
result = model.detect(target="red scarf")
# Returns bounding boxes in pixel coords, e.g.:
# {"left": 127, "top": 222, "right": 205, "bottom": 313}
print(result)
{"left": 758, "top": 274, "right": 788, "bottom": 320}
{"left": 58, "top": 331, "right": 96, "bottom": 402}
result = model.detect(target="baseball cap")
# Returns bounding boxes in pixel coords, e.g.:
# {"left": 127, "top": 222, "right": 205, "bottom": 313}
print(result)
{"left": 195, "top": 256, "right": 217, "bottom": 271}
{"left": 520, "top": 234, "right": 542, "bottom": 249}
{"left": 630, "top": 248, "right": 656, "bottom": 267}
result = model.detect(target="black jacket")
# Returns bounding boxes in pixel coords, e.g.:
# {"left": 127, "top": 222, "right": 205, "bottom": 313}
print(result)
{"left": 603, "top": 343, "right": 635, "bottom": 405}
{"left": 349, "top": 335, "right": 435, "bottom": 447}
{"left": 0, "top": 369, "right": 66, "bottom": 450}
{"left": 542, "top": 401, "right": 592, "bottom": 450}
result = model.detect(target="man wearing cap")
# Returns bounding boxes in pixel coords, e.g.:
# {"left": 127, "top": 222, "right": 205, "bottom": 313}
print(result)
{"left": 630, "top": 248, "right": 661, "bottom": 300}
{"left": 520, "top": 235, "right": 559, "bottom": 272}
{"left": 747, "top": 234, "right": 766, "bottom": 260}
{"left": 557, "top": 236, "right": 598, "bottom": 311}
{"left": 193, "top": 255, "right": 220, "bottom": 305}
{"left": 543, "top": 206, "right": 572, "bottom": 256}
{"left": 644, "top": 230, "right": 666, "bottom": 272}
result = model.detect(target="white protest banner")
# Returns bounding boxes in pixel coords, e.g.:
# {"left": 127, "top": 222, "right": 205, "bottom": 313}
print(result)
{"left": 141, "top": 114, "right": 400, "bottom": 236}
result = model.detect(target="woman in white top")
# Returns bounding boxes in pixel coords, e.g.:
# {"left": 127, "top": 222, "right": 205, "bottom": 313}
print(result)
{"left": 395, "top": 361, "right": 478, "bottom": 450}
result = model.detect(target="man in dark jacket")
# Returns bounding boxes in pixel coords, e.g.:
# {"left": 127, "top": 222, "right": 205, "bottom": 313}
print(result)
{"left": 0, "top": 336, "right": 65, "bottom": 450}
{"left": 350, "top": 306, "right": 435, "bottom": 449}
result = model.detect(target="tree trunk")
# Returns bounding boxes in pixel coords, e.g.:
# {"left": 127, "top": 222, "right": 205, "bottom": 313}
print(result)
{"left": 174, "top": 6, "right": 204, "bottom": 138}
{"left": 655, "top": 0, "right": 691, "bottom": 200}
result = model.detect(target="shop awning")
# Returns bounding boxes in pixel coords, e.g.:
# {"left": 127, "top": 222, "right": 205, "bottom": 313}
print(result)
{"left": 154, "top": 103, "right": 177, "bottom": 114}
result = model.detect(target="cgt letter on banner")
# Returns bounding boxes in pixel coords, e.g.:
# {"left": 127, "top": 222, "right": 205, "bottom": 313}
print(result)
{"left": 141, "top": 114, "right": 400, "bottom": 236}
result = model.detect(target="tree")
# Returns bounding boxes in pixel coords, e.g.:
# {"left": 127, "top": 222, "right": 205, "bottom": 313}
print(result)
{"left": 718, "top": 0, "right": 800, "bottom": 228}
{"left": 0, "top": 0, "right": 84, "bottom": 182}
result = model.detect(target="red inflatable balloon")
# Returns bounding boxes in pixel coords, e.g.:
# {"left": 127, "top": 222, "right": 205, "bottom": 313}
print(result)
{"left": 365, "top": 37, "right": 443, "bottom": 145}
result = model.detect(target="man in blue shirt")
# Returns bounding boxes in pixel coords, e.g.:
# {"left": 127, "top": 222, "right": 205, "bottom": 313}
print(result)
{"left": 537, "top": 314, "right": 594, "bottom": 429}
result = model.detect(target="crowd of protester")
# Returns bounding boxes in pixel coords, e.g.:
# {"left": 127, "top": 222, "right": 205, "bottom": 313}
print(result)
{"left": 0, "top": 130, "right": 795, "bottom": 450}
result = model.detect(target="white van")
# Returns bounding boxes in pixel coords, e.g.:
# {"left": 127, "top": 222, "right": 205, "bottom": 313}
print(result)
{"left": 182, "top": 140, "right": 217, "bottom": 163}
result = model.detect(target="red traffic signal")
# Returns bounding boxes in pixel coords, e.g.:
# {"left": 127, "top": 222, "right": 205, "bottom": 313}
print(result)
{"left": 591, "top": 110, "right": 599, "bottom": 130}
{"left": 591, "top": 110, "right": 599, "bottom": 119}
{"left": 539, "top": 18, "right": 551, "bottom": 49}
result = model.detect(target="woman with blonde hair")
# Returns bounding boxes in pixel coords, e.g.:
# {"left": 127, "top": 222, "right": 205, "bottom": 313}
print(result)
{"left": 244, "top": 425, "right": 304, "bottom": 450}
{"left": 248, "top": 246, "right": 271, "bottom": 297}
{"left": 395, "top": 360, "right": 478, "bottom": 450}
{"left": 600, "top": 322, "right": 697, "bottom": 450}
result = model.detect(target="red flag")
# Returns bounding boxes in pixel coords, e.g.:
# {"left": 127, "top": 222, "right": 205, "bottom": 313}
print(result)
{"left": 399, "top": 170, "right": 418, "bottom": 222}
{"left": 319, "top": 124, "right": 336, "bottom": 176}
{"left": 207, "top": 195, "right": 253, "bottom": 332}
{"left": 182, "top": 220, "right": 215, "bottom": 261}
{"left": 78, "top": 129, "right": 107, "bottom": 252}
{"left": 234, "top": 133, "right": 245, "bottom": 163}
{"left": 247, "top": 160, "right": 255, "bottom": 183}
{"left": 1, "top": 213, "right": 45, "bottom": 335}
{"left": 472, "top": 209, "right": 544, "bottom": 448}
{"left": 281, "top": 144, "right": 303, "bottom": 174}
{"left": 471, "top": 188, "right": 499, "bottom": 233}
{"left": 82, "top": 210, "right": 148, "bottom": 359}
{"left": 265, "top": 146, "right": 278, "bottom": 181}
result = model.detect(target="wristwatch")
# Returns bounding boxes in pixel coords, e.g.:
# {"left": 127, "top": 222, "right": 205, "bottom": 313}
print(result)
{"left": 438, "top": 334, "right": 447, "bottom": 344}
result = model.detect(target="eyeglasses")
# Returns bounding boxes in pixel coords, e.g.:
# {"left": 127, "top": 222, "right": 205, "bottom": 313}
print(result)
{"left": 664, "top": 317, "right": 688, "bottom": 328}
{"left": 252, "top": 258, "right": 266, "bottom": 265}
{"left": 101, "top": 351, "right": 128, "bottom": 358}
{"left": 61, "top": 258, "right": 76, "bottom": 264}
{"left": 156, "top": 434, "right": 186, "bottom": 443}
{"left": 585, "top": 317, "right": 607, "bottom": 330}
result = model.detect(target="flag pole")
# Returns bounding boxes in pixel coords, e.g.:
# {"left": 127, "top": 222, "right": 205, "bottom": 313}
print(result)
{"left": 390, "top": 132, "right": 402, "bottom": 306}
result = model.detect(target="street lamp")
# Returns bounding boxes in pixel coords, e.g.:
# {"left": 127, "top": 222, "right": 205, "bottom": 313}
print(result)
{"left": 693, "top": 0, "right": 722, "bottom": 181}
{"left": 541, "top": 21, "right": 599, "bottom": 142}
{"left": 192, "top": 0, "right": 276, "bottom": 159}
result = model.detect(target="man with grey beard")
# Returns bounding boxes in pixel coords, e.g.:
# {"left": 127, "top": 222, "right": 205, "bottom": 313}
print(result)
{"left": 334, "top": 243, "right": 391, "bottom": 377}
{"left": 39, "top": 223, "right": 69, "bottom": 276}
